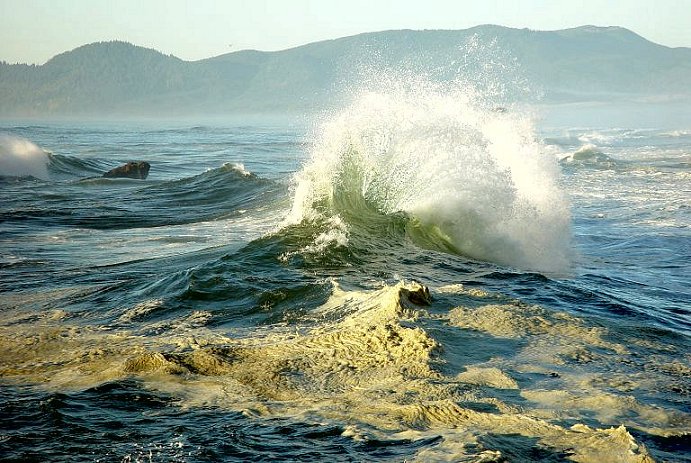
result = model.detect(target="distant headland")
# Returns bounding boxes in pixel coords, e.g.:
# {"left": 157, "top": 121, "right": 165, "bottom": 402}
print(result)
{"left": 2, "top": 25, "right": 690, "bottom": 117}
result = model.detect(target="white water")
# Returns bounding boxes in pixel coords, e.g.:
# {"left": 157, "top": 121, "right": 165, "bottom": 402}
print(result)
{"left": 0, "top": 134, "right": 50, "bottom": 180}
{"left": 290, "top": 79, "right": 572, "bottom": 273}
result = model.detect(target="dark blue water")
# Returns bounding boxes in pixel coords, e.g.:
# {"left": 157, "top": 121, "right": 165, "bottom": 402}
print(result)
{"left": 1, "top": 105, "right": 689, "bottom": 462}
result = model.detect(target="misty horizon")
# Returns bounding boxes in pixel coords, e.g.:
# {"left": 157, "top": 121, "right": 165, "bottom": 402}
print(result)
{"left": 2, "top": 25, "right": 691, "bottom": 119}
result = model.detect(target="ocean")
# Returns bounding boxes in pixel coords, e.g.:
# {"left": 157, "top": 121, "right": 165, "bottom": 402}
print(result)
{"left": 1, "top": 88, "right": 689, "bottom": 461}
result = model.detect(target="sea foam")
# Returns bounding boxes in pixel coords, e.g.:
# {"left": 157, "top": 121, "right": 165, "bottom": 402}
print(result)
{"left": 289, "top": 77, "right": 571, "bottom": 273}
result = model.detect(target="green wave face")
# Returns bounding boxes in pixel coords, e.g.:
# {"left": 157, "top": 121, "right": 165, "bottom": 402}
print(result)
{"left": 288, "top": 81, "right": 572, "bottom": 274}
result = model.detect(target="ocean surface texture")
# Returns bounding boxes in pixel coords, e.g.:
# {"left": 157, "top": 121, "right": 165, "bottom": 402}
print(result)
{"left": 1, "top": 92, "right": 690, "bottom": 461}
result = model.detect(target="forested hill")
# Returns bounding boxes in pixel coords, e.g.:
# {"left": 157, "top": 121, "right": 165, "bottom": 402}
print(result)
{"left": 1, "top": 25, "right": 690, "bottom": 116}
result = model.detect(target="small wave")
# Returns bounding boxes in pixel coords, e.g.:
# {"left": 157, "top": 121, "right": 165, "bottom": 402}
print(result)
{"left": 659, "top": 129, "right": 691, "bottom": 138}
{"left": 559, "top": 144, "right": 616, "bottom": 167}
{"left": 225, "top": 162, "right": 251, "bottom": 177}
{"left": 576, "top": 128, "right": 649, "bottom": 145}
{"left": 78, "top": 162, "right": 284, "bottom": 229}
{"left": 1, "top": 162, "right": 283, "bottom": 231}
{"left": 145, "top": 162, "right": 266, "bottom": 206}
{"left": 0, "top": 134, "right": 50, "bottom": 180}
{"left": 48, "top": 153, "right": 111, "bottom": 178}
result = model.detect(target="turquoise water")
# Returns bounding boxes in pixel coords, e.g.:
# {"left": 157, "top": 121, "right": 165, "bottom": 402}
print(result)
{"left": 0, "top": 99, "right": 689, "bottom": 461}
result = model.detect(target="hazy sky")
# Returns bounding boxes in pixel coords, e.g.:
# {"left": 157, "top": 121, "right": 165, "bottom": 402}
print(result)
{"left": 1, "top": 0, "right": 690, "bottom": 64}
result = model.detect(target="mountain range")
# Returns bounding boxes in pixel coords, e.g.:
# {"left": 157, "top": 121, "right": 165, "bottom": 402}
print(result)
{"left": 1, "top": 25, "right": 690, "bottom": 117}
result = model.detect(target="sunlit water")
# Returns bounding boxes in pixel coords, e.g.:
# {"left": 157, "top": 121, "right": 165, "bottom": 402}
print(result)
{"left": 1, "top": 100, "right": 689, "bottom": 462}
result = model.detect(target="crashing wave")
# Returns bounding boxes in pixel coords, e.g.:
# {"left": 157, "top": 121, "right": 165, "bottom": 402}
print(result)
{"left": 0, "top": 134, "right": 50, "bottom": 180}
{"left": 287, "top": 79, "right": 571, "bottom": 273}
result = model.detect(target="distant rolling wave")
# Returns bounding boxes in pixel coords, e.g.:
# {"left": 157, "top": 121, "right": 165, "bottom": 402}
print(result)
{"left": 0, "top": 162, "right": 284, "bottom": 230}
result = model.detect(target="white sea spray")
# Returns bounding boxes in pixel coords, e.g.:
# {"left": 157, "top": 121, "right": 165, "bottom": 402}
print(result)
{"left": 289, "top": 76, "right": 571, "bottom": 273}
{"left": 0, "top": 134, "right": 50, "bottom": 180}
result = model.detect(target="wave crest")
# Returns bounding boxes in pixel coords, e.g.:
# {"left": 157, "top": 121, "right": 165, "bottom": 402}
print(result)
{"left": 0, "top": 134, "right": 50, "bottom": 180}
{"left": 560, "top": 144, "right": 616, "bottom": 168}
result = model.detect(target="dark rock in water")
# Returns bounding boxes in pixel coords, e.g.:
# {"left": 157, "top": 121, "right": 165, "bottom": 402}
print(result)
{"left": 103, "top": 161, "right": 150, "bottom": 179}
{"left": 400, "top": 285, "right": 432, "bottom": 306}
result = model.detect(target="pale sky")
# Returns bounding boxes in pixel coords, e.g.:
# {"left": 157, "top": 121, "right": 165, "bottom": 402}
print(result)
{"left": 1, "top": 0, "right": 690, "bottom": 64}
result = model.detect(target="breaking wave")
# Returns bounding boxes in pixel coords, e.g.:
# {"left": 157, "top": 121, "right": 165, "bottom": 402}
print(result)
{"left": 559, "top": 144, "right": 617, "bottom": 168}
{"left": 0, "top": 134, "right": 50, "bottom": 180}
{"left": 288, "top": 79, "right": 571, "bottom": 273}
